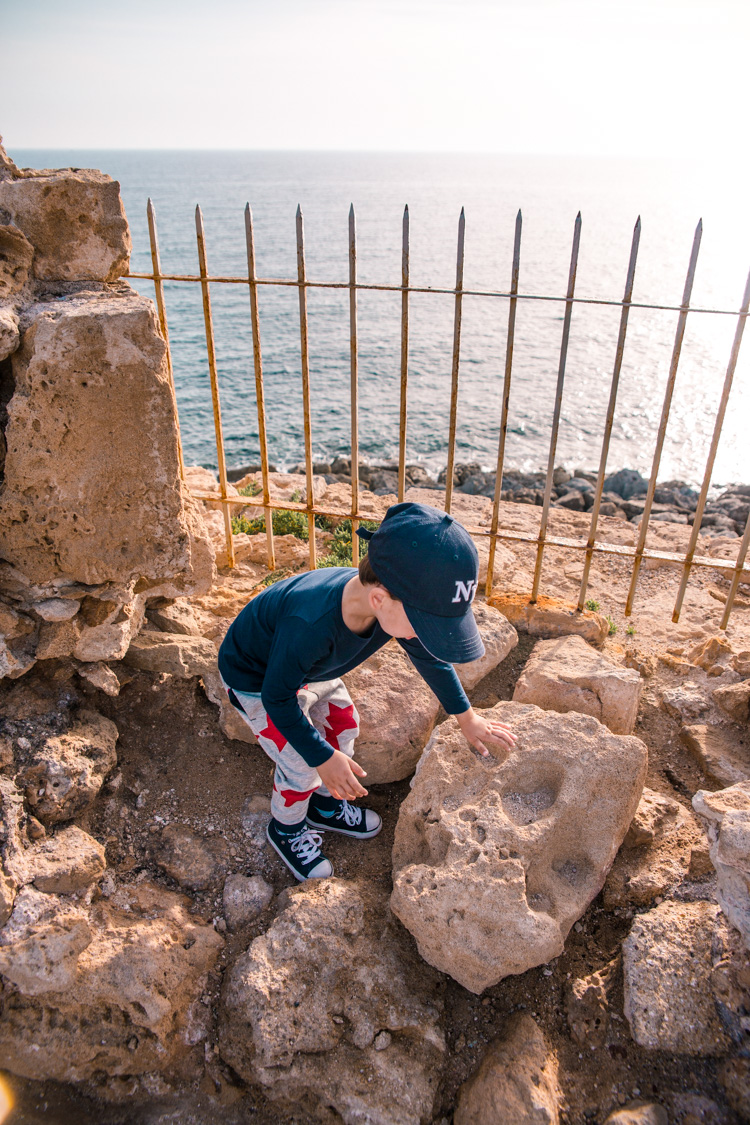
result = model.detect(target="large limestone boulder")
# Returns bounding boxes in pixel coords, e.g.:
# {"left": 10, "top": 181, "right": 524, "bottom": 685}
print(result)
{"left": 488, "top": 593, "right": 608, "bottom": 645}
{"left": 693, "top": 781, "right": 750, "bottom": 948}
{"left": 603, "top": 787, "right": 704, "bottom": 907}
{"left": 220, "top": 879, "right": 445, "bottom": 1125}
{"left": 343, "top": 641, "right": 440, "bottom": 784}
{"left": 1, "top": 289, "right": 212, "bottom": 592}
{"left": 453, "top": 1014, "right": 560, "bottom": 1125}
{"left": 391, "top": 702, "right": 647, "bottom": 992}
{"left": 0, "top": 169, "right": 130, "bottom": 282}
{"left": 455, "top": 600, "right": 518, "bottom": 691}
{"left": 16, "top": 710, "right": 118, "bottom": 826}
{"left": 622, "top": 901, "right": 736, "bottom": 1055}
{"left": 0, "top": 881, "right": 222, "bottom": 1083}
{"left": 513, "top": 635, "right": 642, "bottom": 734}
{"left": 344, "top": 607, "right": 518, "bottom": 785}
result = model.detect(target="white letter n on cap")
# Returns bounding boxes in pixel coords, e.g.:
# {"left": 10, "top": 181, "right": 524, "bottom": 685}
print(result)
{"left": 452, "top": 580, "right": 477, "bottom": 604}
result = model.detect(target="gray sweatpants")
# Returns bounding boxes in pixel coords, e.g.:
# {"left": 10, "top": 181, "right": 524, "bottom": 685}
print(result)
{"left": 222, "top": 677, "right": 360, "bottom": 825}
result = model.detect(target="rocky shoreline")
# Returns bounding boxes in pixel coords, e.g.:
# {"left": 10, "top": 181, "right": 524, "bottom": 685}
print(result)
{"left": 228, "top": 459, "right": 750, "bottom": 539}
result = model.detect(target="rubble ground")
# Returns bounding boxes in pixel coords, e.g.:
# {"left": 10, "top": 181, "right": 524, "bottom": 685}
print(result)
{"left": 2, "top": 604, "right": 746, "bottom": 1124}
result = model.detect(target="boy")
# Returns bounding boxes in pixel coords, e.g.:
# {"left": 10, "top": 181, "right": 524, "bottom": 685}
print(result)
{"left": 218, "top": 501, "right": 515, "bottom": 881}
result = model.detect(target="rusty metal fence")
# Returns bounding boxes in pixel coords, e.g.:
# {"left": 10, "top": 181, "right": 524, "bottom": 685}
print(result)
{"left": 125, "top": 200, "right": 750, "bottom": 629}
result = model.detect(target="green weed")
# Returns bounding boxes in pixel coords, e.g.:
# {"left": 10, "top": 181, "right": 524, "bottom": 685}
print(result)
{"left": 238, "top": 480, "right": 262, "bottom": 497}
{"left": 606, "top": 615, "right": 617, "bottom": 635}
{"left": 231, "top": 508, "right": 310, "bottom": 540}
{"left": 584, "top": 599, "right": 600, "bottom": 613}
{"left": 317, "top": 519, "right": 379, "bottom": 569}
{"left": 625, "top": 623, "right": 636, "bottom": 636}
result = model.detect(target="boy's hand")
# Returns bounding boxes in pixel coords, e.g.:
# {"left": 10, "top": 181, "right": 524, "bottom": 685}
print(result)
{"left": 456, "top": 707, "right": 516, "bottom": 758}
{"left": 317, "top": 750, "right": 369, "bottom": 801}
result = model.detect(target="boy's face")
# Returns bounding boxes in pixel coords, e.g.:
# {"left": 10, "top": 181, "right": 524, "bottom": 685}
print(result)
{"left": 368, "top": 585, "right": 416, "bottom": 641}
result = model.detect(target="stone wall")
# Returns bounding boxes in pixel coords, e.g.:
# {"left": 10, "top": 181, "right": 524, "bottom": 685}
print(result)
{"left": 0, "top": 138, "right": 214, "bottom": 682}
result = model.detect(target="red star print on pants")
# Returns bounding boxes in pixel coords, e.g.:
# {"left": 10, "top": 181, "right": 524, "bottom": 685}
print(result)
{"left": 324, "top": 702, "right": 358, "bottom": 752}
{"left": 273, "top": 783, "right": 317, "bottom": 808}
{"left": 259, "top": 718, "right": 287, "bottom": 753}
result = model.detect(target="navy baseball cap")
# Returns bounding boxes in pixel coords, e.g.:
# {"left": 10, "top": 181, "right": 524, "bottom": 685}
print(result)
{"left": 357, "top": 502, "right": 485, "bottom": 664}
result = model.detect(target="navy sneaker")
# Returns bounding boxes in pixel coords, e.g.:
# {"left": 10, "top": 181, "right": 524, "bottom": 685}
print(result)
{"left": 306, "top": 795, "right": 382, "bottom": 839}
{"left": 266, "top": 821, "right": 333, "bottom": 881}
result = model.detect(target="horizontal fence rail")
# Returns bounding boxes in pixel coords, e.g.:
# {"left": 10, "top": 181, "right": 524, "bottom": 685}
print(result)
{"left": 129, "top": 199, "right": 750, "bottom": 630}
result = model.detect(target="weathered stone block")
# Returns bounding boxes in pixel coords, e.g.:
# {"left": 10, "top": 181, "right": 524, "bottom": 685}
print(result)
{"left": 1, "top": 289, "right": 213, "bottom": 593}
{"left": 713, "top": 681, "right": 750, "bottom": 724}
{"left": 0, "top": 305, "right": 20, "bottom": 361}
{"left": 693, "top": 781, "right": 750, "bottom": 948}
{"left": 0, "top": 224, "right": 34, "bottom": 297}
{"left": 16, "top": 710, "right": 118, "bottom": 825}
{"left": 0, "top": 170, "right": 130, "bottom": 281}
{"left": 30, "top": 826, "right": 106, "bottom": 894}
{"left": 0, "top": 881, "right": 222, "bottom": 1082}
{"left": 391, "top": 702, "right": 647, "bottom": 992}
{"left": 680, "top": 724, "right": 750, "bottom": 787}
{"left": 603, "top": 787, "right": 703, "bottom": 907}
{"left": 513, "top": 634, "right": 642, "bottom": 734}
{"left": 454, "top": 1014, "right": 560, "bottom": 1125}
{"left": 455, "top": 600, "right": 518, "bottom": 692}
{"left": 488, "top": 593, "right": 608, "bottom": 645}
{"left": 622, "top": 901, "right": 732, "bottom": 1055}
{"left": 220, "top": 879, "right": 445, "bottom": 1125}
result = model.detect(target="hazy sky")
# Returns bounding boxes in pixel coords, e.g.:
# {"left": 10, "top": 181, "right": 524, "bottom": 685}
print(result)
{"left": 2, "top": 0, "right": 748, "bottom": 156}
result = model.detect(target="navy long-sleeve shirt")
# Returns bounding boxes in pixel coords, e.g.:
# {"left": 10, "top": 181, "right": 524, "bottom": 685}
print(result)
{"left": 218, "top": 567, "right": 471, "bottom": 767}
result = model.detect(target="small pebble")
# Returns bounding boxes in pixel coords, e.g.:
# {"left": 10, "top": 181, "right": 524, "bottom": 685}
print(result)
{"left": 16, "top": 737, "right": 31, "bottom": 751}
{"left": 374, "top": 1031, "right": 392, "bottom": 1051}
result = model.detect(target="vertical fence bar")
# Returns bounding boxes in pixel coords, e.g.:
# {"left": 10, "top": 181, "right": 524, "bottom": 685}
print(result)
{"left": 720, "top": 516, "right": 750, "bottom": 629}
{"left": 398, "top": 205, "right": 410, "bottom": 502}
{"left": 195, "top": 204, "right": 234, "bottom": 567}
{"left": 147, "top": 199, "right": 185, "bottom": 482}
{"left": 244, "top": 204, "right": 276, "bottom": 571}
{"left": 530, "top": 212, "right": 582, "bottom": 602}
{"left": 672, "top": 264, "right": 750, "bottom": 622}
{"left": 349, "top": 204, "right": 360, "bottom": 567}
{"left": 577, "top": 216, "right": 641, "bottom": 610}
{"left": 444, "top": 208, "right": 466, "bottom": 514}
{"left": 625, "top": 219, "right": 703, "bottom": 615}
{"left": 486, "top": 209, "right": 522, "bottom": 597}
{"left": 296, "top": 205, "right": 317, "bottom": 568}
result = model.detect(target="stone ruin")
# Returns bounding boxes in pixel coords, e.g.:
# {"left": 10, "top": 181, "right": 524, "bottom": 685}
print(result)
{"left": 0, "top": 137, "right": 214, "bottom": 685}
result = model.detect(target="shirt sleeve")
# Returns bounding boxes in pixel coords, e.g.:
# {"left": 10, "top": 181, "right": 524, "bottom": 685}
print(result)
{"left": 260, "top": 617, "right": 337, "bottom": 768}
{"left": 397, "top": 637, "right": 471, "bottom": 715}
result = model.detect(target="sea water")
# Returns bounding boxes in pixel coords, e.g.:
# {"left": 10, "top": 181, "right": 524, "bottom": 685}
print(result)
{"left": 11, "top": 150, "right": 750, "bottom": 485}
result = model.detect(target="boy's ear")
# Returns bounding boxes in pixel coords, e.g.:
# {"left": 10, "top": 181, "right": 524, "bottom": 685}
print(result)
{"left": 367, "top": 584, "right": 388, "bottom": 612}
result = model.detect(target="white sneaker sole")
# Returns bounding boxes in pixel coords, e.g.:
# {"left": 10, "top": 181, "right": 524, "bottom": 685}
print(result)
{"left": 265, "top": 825, "right": 333, "bottom": 881}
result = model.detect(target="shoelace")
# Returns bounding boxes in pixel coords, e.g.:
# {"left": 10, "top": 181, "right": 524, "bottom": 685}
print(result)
{"left": 337, "top": 801, "right": 362, "bottom": 827}
{"left": 290, "top": 829, "right": 325, "bottom": 865}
